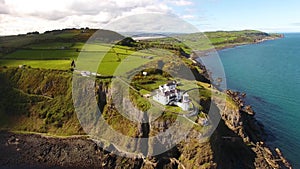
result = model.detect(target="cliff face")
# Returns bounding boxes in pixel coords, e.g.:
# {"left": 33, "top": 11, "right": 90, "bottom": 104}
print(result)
{"left": 94, "top": 79, "right": 291, "bottom": 169}
{"left": 95, "top": 82, "right": 216, "bottom": 168}
{"left": 215, "top": 90, "right": 292, "bottom": 169}
{"left": 0, "top": 67, "right": 292, "bottom": 169}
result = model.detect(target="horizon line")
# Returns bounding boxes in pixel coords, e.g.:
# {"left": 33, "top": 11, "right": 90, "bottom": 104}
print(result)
{"left": 1, "top": 28, "right": 298, "bottom": 37}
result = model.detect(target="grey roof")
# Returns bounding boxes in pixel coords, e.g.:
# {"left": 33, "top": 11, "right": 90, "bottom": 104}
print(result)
{"left": 166, "top": 82, "right": 176, "bottom": 86}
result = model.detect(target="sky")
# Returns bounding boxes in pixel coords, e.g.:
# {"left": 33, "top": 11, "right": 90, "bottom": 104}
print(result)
{"left": 0, "top": 0, "right": 300, "bottom": 35}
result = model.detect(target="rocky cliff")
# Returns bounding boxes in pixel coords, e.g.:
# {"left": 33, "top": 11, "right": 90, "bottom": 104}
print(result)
{"left": 0, "top": 67, "right": 292, "bottom": 169}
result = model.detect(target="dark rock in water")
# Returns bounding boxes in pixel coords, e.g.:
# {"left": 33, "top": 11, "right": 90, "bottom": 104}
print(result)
{"left": 220, "top": 89, "right": 292, "bottom": 169}
{"left": 243, "top": 105, "right": 255, "bottom": 115}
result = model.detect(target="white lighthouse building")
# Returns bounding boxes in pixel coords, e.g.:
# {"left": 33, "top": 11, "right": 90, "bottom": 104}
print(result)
{"left": 153, "top": 81, "right": 191, "bottom": 111}
{"left": 176, "top": 93, "right": 190, "bottom": 111}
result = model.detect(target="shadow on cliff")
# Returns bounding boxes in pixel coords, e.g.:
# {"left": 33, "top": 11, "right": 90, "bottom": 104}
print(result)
{"left": 0, "top": 69, "right": 31, "bottom": 128}
{"left": 210, "top": 118, "right": 256, "bottom": 169}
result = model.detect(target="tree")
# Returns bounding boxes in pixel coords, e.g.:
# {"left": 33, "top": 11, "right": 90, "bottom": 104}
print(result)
{"left": 71, "top": 60, "right": 76, "bottom": 68}
{"left": 117, "top": 37, "right": 136, "bottom": 47}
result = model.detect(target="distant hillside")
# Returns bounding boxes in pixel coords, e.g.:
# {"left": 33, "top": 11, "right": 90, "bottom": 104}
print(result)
{"left": 0, "top": 28, "right": 124, "bottom": 55}
{"left": 181, "top": 30, "right": 283, "bottom": 52}
{"left": 0, "top": 29, "right": 284, "bottom": 72}
{"left": 136, "top": 30, "right": 283, "bottom": 54}
{"left": 0, "top": 29, "right": 283, "bottom": 57}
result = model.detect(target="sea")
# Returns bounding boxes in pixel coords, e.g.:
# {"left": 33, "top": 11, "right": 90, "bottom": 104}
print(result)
{"left": 200, "top": 33, "right": 300, "bottom": 168}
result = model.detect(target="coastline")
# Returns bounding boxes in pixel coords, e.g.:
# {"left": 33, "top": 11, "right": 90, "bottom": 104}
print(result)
{"left": 192, "top": 34, "right": 292, "bottom": 168}
{"left": 223, "top": 89, "right": 292, "bottom": 168}
{"left": 216, "top": 35, "right": 284, "bottom": 51}
{"left": 191, "top": 34, "right": 284, "bottom": 58}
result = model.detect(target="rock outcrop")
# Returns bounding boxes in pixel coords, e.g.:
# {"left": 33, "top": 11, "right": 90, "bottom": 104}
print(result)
{"left": 216, "top": 90, "right": 292, "bottom": 169}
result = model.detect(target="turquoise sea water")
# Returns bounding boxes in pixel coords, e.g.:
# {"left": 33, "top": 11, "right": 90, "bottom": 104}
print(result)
{"left": 202, "top": 34, "right": 300, "bottom": 168}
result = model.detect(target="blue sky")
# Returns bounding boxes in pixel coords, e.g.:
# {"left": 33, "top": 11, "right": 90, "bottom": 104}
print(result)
{"left": 0, "top": 0, "right": 300, "bottom": 35}
{"left": 180, "top": 0, "right": 300, "bottom": 32}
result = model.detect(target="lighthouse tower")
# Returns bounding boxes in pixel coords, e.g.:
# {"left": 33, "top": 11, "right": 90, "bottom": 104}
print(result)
{"left": 178, "top": 93, "right": 190, "bottom": 111}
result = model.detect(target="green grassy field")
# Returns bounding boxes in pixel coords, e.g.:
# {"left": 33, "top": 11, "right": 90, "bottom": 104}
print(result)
{"left": 0, "top": 59, "right": 71, "bottom": 70}
{"left": 0, "top": 29, "right": 281, "bottom": 74}
{"left": 25, "top": 42, "right": 74, "bottom": 49}
{"left": 0, "top": 42, "right": 156, "bottom": 76}
{"left": 0, "top": 30, "right": 162, "bottom": 76}
{"left": 0, "top": 30, "right": 79, "bottom": 49}
{"left": 76, "top": 45, "right": 164, "bottom": 75}
{"left": 3, "top": 49, "right": 78, "bottom": 60}
{"left": 0, "top": 28, "right": 126, "bottom": 73}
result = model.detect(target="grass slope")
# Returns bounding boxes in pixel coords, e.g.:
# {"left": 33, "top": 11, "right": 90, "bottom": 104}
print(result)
{"left": 0, "top": 67, "right": 81, "bottom": 135}
{"left": 0, "top": 67, "right": 142, "bottom": 137}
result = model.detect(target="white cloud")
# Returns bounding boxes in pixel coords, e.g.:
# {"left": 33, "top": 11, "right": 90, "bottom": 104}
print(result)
{"left": 0, "top": 15, "right": 70, "bottom": 35}
{"left": 5, "top": 0, "right": 71, "bottom": 15}
{"left": 0, "top": 0, "right": 179, "bottom": 35}
{"left": 170, "top": 0, "right": 193, "bottom": 6}
{"left": 181, "top": 14, "right": 195, "bottom": 19}
{"left": 104, "top": 13, "right": 198, "bottom": 34}
{"left": 0, "top": 0, "right": 9, "bottom": 14}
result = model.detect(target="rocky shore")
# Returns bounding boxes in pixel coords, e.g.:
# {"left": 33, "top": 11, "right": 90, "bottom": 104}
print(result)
{"left": 222, "top": 89, "right": 292, "bottom": 169}
{"left": 0, "top": 131, "right": 143, "bottom": 169}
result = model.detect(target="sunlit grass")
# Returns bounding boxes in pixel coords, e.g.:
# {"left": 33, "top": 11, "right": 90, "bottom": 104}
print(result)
{"left": 0, "top": 59, "right": 72, "bottom": 70}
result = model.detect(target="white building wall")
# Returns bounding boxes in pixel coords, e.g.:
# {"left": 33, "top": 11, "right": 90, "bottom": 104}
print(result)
{"left": 177, "top": 102, "right": 190, "bottom": 111}
{"left": 153, "top": 94, "right": 168, "bottom": 105}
